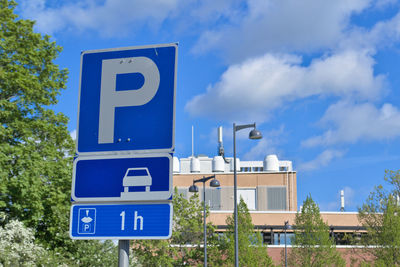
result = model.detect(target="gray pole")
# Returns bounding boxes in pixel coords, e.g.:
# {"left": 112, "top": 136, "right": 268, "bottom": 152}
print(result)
{"left": 203, "top": 181, "right": 207, "bottom": 267}
{"left": 231, "top": 122, "right": 261, "bottom": 267}
{"left": 233, "top": 123, "right": 239, "bottom": 267}
{"left": 285, "top": 226, "right": 287, "bottom": 267}
{"left": 118, "top": 240, "right": 129, "bottom": 267}
{"left": 190, "top": 175, "right": 219, "bottom": 267}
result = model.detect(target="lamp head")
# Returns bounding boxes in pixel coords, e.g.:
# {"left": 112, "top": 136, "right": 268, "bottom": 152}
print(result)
{"left": 210, "top": 178, "right": 220, "bottom": 187}
{"left": 249, "top": 128, "right": 262, "bottom": 140}
{"left": 189, "top": 184, "right": 199, "bottom": 193}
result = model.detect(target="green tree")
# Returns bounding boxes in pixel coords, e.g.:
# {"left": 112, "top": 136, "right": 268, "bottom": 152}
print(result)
{"left": 223, "top": 198, "right": 274, "bottom": 267}
{"left": 358, "top": 170, "right": 400, "bottom": 266}
{"left": 0, "top": 215, "right": 78, "bottom": 266}
{"left": 0, "top": 0, "right": 72, "bottom": 240}
{"left": 0, "top": 217, "right": 49, "bottom": 266}
{"left": 288, "top": 195, "right": 344, "bottom": 267}
{"left": 132, "top": 188, "right": 220, "bottom": 266}
{"left": 0, "top": 2, "right": 119, "bottom": 265}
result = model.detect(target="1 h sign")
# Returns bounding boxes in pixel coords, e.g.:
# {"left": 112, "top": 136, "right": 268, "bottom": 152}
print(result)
{"left": 76, "top": 43, "right": 177, "bottom": 155}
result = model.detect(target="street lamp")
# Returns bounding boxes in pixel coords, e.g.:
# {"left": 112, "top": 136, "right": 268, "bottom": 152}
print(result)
{"left": 233, "top": 123, "right": 262, "bottom": 267}
{"left": 189, "top": 175, "right": 221, "bottom": 267}
{"left": 284, "top": 220, "right": 292, "bottom": 267}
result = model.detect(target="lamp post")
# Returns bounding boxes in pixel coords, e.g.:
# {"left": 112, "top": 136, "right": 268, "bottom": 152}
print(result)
{"left": 189, "top": 175, "right": 221, "bottom": 267}
{"left": 284, "top": 220, "right": 291, "bottom": 267}
{"left": 233, "top": 123, "right": 262, "bottom": 267}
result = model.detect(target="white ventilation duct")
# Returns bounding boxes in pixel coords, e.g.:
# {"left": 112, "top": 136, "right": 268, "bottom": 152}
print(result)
{"left": 173, "top": 156, "right": 180, "bottom": 173}
{"left": 212, "top": 156, "right": 224, "bottom": 172}
{"left": 264, "top": 154, "right": 279, "bottom": 171}
{"left": 190, "top": 157, "right": 200, "bottom": 173}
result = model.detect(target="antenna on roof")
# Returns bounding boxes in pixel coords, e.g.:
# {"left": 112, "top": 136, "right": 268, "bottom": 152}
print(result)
{"left": 192, "top": 125, "right": 194, "bottom": 157}
{"left": 218, "top": 126, "right": 229, "bottom": 163}
{"left": 218, "top": 126, "right": 223, "bottom": 155}
{"left": 340, "top": 190, "right": 345, "bottom": 212}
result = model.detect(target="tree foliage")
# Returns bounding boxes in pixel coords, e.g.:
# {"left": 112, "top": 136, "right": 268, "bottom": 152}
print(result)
{"left": 0, "top": 2, "right": 119, "bottom": 265}
{"left": 288, "top": 195, "right": 344, "bottom": 267}
{"left": 358, "top": 170, "right": 400, "bottom": 266}
{"left": 0, "top": 0, "right": 72, "bottom": 242}
{"left": 0, "top": 217, "right": 49, "bottom": 266}
{"left": 132, "top": 188, "right": 219, "bottom": 266}
{"left": 223, "top": 198, "right": 274, "bottom": 267}
{"left": 0, "top": 215, "right": 118, "bottom": 267}
{"left": 132, "top": 192, "right": 273, "bottom": 267}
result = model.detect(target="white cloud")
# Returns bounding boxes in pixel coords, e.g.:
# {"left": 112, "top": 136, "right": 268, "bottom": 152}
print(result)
{"left": 298, "top": 149, "right": 345, "bottom": 171}
{"left": 369, "top": 11, "right": 400, "bottom": 47}
{"left": 193, "top": 0, "right": 372, "bottom": 62}
{"left": 242, "top": 139, "right": 274, "bottom": 160}
{"left": 185, "top": 50, "right": 385, "bottom": 123}
{"left": 338, "top": 9, "right": 400, "bottom": 52}
{"left": 189, "top": 0, "right": 243, "bottom": 23}
{"left": 70, "top": 129, "right": 77, "bottom": 141}
{"left": 373, "top": 0, "right": 399, "bottom": 9}
{"left": 19, "top": 0, "right": 248, "bottom": 38}
{"left": 302, "top": 101, "right": 400, "bottom": 147}
{"left": 19, "top": 0, "right": 400, "bottom": 57}
{"left": 242, "top": 125, "right": 285, "bottom": 160}
{"left": 19, "top": 0, "right": 184, "bottom": 37}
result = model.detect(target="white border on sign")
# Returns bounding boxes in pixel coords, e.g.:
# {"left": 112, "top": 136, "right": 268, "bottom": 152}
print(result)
{"left": 69, "top": 202, "right": 173, "bottom": 240}
{"left": 71, "top": 153, "right": 173, "bottom": 202}
{"left": 75, "top": 42, "right": 178, "bottom": 156}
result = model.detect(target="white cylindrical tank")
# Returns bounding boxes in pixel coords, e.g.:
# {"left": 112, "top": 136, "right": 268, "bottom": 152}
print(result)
{"left": 230, "top": 158, "right": 240, "bottom": 172}
{"left": 190, "top": 157, "right": 200, "bottom": 172}
{"left": 173, "top": 156, "right": 180, "bottom": 173}
{"left": 264, "top": 154, "right": 279, "bottom": 171}
{"left": 212, "top": 156, "right": 224, "bottom": 172}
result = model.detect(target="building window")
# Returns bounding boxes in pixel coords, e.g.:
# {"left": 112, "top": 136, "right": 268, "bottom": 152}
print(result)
{"left": 240, "top": 167, "right": 254, "bottom": 172}
{"left": 238, "top": 189, "right": 256, "bottom": 210}
{"left": 273, "top": 233, "right": 294, "bottom": 245}
{"left": 205, "top": 187, "right": 221, "bottom": 210}
{"left": 267, "top": 187, "right": 287, "bottom": 210}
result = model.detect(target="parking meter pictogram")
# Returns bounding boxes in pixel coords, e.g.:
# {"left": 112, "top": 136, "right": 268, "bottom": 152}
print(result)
{"left": 78, "top": 208, "right": 96, "bottom": 234}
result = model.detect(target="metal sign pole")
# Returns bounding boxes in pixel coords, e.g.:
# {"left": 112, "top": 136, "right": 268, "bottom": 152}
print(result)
{"left": 118, "top": 240, "right": 129, "bottom": 267}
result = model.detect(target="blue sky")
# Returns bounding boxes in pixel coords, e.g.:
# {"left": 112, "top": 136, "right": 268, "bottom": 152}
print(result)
{"left": 16, "top": 0, "right": 400, "bottom": 211}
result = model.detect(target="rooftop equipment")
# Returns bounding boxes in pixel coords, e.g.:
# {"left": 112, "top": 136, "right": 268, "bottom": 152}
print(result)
{"left": 173, "top": 156, "right": 180, "bottom": 173}
{"left": 264, "top": 154, "right": 279, "bottom": 172}
{"left": 340, "top": 190, "right": 345, "bottom": 212}
{"left": 218, "top": 126, "right": 229, "bottom": 163}
{"left": 212, "top": 156, "right": 225, "bottom": 172}
{"left": 191, "top": 157, "right": 200, "bottom": 173}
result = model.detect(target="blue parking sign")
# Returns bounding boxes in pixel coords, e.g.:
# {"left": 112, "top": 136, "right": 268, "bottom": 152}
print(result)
{"left": 70, "top": 203, "right": 172, "bottom": 239}
{"left": 76, "top": 43, "right": 177, "bottom": 154}
{"left": 71, "top": 153, "right": 172, "bottom": 202}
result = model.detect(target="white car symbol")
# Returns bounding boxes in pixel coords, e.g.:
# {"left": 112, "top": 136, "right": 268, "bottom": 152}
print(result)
{"left": 122, "top": 167, "right": 152, "bottom": 193}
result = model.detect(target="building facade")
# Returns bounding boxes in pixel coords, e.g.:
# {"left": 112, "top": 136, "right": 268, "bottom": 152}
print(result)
{"left": 172, "top": 154, "right": 364, "bottom": 247}
{"left": 174, "top": 154, "right": 297, "bottom": 212}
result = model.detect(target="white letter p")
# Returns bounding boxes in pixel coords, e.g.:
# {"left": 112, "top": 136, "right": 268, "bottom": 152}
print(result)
{"left": 98, "top": 57, "right": 160, "bottom": 144}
